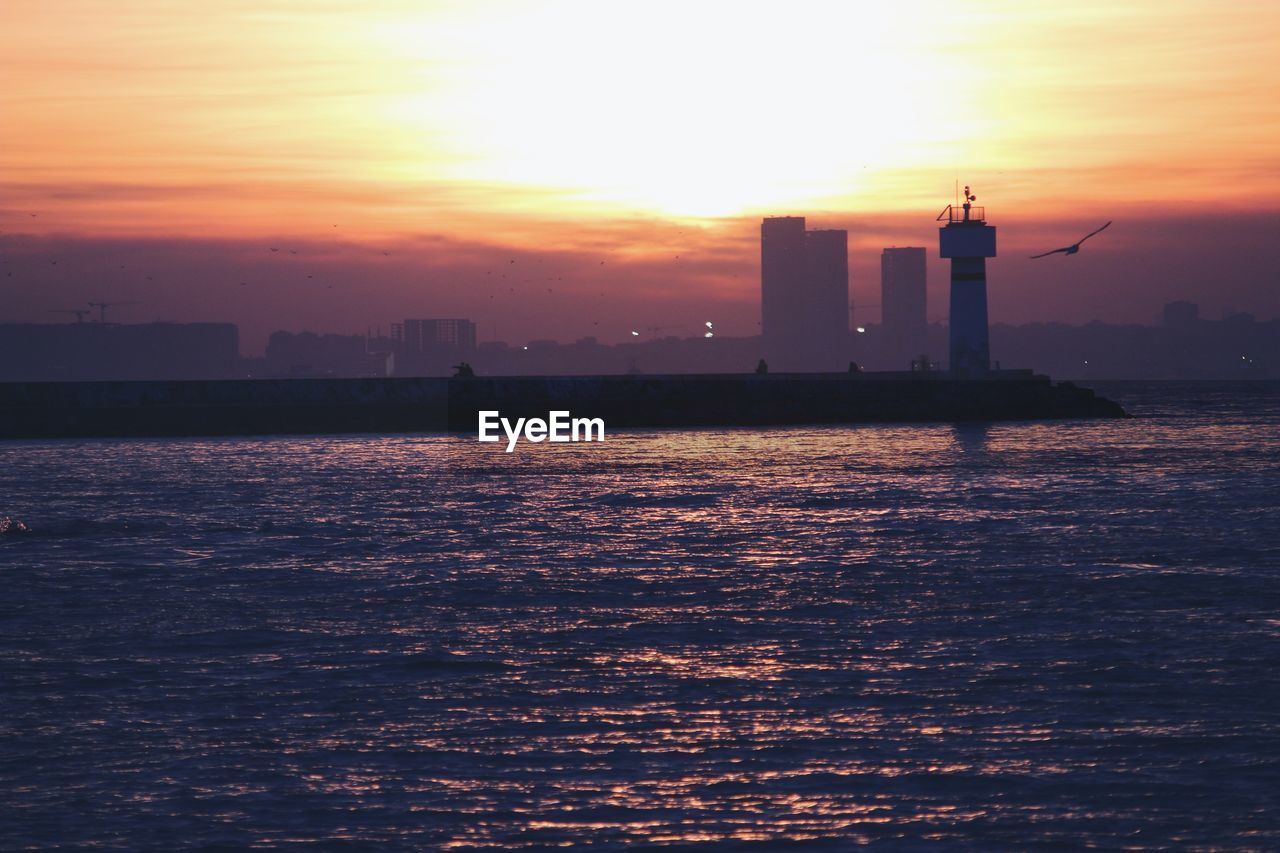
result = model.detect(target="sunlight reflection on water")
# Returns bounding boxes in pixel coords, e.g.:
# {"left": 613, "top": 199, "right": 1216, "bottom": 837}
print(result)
{"left": 2, "top": 382, "right": 1279, "bottom": 848}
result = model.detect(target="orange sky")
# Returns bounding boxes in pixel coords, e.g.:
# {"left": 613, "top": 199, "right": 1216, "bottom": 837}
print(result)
{"left": 3, "top": 0, "right": 1279, "bottom": 347}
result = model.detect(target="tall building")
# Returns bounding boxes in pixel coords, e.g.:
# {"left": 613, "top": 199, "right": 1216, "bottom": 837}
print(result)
{"left": 761, "top": 217, "right": 807, "bottom": 355}
{"left": 760, "top": 217, "right": 849, "bottom": 371}
{"left": 393, "top": 319, "right": 477, "bottom": 354}
{"left": 880, "top": 247, "right": 928, "bottom": 370}
{"left": 1163, "top": 300, "right": 1199, "bottom": 329}
{"left": 391, "top": 318, "right": 477, "bottom": 376}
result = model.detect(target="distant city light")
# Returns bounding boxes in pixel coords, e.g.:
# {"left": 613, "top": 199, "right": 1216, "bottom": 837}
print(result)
{"left": 855, "top": 326, "right": 866, "bottom": 333}
{"left": 705, "top": 321, "right": 713, "bottom": 328}
{"left": 522, "top": 346, "right": 528, "bottom": 350}
{"left": 630, "top": 330, "right": 640, "bottom": 336}
{"left": 704, "top": 331, "right": 714, "bottom": 338}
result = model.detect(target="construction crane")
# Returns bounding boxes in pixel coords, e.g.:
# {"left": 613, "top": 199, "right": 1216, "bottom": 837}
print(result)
{"left": 88, "top": 301, "right": 139, "bottom": 323}
{"left": 49, "top": 309, "right": 90, "bottom": 323}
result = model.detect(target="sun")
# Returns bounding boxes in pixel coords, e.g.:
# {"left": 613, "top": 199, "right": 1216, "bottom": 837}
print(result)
{"left": 379, "top": 0, "right": 967, "bottom": 220}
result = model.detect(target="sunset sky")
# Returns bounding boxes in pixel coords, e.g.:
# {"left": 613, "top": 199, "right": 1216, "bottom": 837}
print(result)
{"left": 3, "top": 0, "right": 1278, "bottom": 351}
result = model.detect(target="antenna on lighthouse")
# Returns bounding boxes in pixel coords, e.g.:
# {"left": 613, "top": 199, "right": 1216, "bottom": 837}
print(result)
{"left": 939, "top": 185, "right": 997, "bottom": 377}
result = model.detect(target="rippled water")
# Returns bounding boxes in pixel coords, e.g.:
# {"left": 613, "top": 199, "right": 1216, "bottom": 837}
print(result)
{"left": 3, "top": 381, "right": 1279, "bottom": 849}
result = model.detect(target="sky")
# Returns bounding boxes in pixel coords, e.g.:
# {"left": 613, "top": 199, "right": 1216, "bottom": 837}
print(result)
{"left": 3, "top": 0, "right": 1278, "bottom": 352}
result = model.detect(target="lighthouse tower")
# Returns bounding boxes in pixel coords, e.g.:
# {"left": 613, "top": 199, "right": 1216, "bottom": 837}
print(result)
{"left": 938, "top": 186, "right": 997, "bottom": 377}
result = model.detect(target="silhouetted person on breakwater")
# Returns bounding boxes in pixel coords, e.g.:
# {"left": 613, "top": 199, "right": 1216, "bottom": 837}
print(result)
{"left": 452, "top": 362, "right": 475, "bottom": 378}
{"left": 755, "top": 359, "right": 768, "bottom": 375}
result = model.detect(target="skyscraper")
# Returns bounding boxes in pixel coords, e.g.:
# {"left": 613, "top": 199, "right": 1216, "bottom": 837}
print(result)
{"left": 393, "top": 318, "right": 477, "bottom": 354}
{"left": 1163, "top": 300, "right": 1199, "bottom": 329}
{"left": 880, "top": 247, "right": 927, "bottom": 370}
{"left": 391, "top": 318, "right": 477, "bottom": 375}
{"left": 760, "top": 217, "right": 848, "bottom": 372}
{"left": 761, "top": 216, "right": 807, "bottom": 356}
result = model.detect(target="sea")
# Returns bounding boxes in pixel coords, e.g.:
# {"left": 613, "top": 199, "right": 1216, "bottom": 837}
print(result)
{"left": 2, "top": 380, "right": 1278, "bottom": 850}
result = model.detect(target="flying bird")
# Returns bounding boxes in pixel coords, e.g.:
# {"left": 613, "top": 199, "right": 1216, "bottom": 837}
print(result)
{"left": 1030, "top": 221, "right": 1112, "bottom": 258}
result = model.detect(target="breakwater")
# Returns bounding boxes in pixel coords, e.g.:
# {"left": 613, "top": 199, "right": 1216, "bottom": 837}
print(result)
{"left": 0, "top": 370, "right": 1125, "bottom": 439}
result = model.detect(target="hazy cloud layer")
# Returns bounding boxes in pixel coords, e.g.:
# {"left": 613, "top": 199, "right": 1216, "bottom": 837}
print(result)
{"left": 4, "top": 210, "right": 1275, "bottom": 354}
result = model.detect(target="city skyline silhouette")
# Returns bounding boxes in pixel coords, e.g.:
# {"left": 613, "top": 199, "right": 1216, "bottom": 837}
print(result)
{"left": 3, "top": 2, "right": 1278, "bottom": 354}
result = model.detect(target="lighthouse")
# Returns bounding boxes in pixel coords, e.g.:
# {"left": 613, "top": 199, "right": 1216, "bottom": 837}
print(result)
{"left": 938, "top": 186, "right": 996, "bottom": 377}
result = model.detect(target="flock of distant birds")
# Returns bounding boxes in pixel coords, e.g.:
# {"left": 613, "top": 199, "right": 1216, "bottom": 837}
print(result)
{"left": 5, "top": 210, "right": 1112, "bottom": 329}
{"left": 4, "top": 220, "right": 707, "bottom": 331}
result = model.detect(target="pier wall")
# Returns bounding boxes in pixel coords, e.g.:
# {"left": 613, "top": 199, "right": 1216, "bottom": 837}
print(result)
{"left": 0, "top": 372, "right": 1124, "bottom": 439}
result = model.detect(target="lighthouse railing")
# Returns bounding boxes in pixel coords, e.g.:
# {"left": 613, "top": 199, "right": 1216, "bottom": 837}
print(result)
{"left": 936, "top": 204, "right": 986, "bottom": 224}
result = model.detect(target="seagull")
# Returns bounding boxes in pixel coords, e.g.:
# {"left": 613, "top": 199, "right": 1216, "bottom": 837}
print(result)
{"left": 1030, "top": 221, "right": 1112, "bottom": 258}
